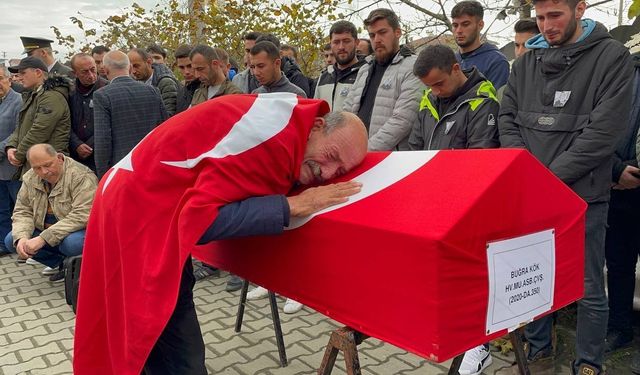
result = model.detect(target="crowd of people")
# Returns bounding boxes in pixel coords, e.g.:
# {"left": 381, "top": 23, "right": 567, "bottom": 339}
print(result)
{"left": 1, "top": 0, "right": 640, "bottom": 373}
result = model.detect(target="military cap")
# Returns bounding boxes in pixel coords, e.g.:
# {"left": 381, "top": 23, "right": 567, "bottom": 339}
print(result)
{"left": 8, "top": 56, "right": 49, "bottom": 73}
{"left": 19, "top": 36, "right": 54, "bottom": 54}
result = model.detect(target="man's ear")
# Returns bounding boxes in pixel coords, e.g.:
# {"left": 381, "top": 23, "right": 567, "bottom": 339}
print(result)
{"left": 478, "top": 19, "right": 485, "bottom": 32}
{"left": 575, "top": 1, "right": 587, "bottom": 19}
{"left": 311, "top": 117, "right": 326, "bottom": 132}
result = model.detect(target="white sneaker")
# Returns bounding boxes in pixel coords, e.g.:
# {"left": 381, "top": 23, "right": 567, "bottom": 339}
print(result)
{"left": 459, "top": 344, "right": 492, "bottom": 375}
{"left": 283, "top": 299, "right": 303, "bottom": 314}
{"left": 42, "top": 266, "right": 59, "bottom": 276}
{"left": 246, "top": 286, "right": 269, "bottom": 300}
{"left": 26, "top": 258, "right": 40, "bottom": 265}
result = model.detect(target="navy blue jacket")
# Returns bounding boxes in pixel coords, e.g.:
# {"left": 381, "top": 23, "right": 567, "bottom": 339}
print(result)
{"left": 457, "top": 43, "right": 510, "bottom": 90}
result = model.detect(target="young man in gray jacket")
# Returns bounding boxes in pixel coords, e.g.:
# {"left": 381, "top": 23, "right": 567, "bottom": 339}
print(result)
{"left": 499, "top": 0, "right": 632, "bottom": 372}
{"left": 343, "top": 8, "right": 424, "bottom": 151}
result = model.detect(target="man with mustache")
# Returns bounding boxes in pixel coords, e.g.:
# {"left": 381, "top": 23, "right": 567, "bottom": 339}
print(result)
{"left": 314, "top": 20, "right": 366, "bottom": 111}
{"left": 499, "top": 0, "right": 632, "bottom": 373}
{"left": 343, "top": 8, "right": 424, "bottom": 151}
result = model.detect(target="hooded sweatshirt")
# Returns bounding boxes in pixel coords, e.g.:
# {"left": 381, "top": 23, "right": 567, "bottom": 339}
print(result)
{"left": 457, "top": 42, "right": 510, "bottom": 89}
{"left": 499, "top": 20, "right": 633, "bottom": 203}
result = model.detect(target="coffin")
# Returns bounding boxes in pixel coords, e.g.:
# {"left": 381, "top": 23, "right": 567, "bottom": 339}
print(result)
{"left": 195, "top": 149, "right": 586, "bottom": 362}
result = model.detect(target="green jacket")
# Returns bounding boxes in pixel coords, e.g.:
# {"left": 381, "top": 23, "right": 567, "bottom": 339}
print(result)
{"left": 409, "top": 69, "right": 500, "bottom": 150}
{"left": 6, "top": 76, "right": 72, "bottom": 178}
{"left": 190, "top": 79, "right": 242, "bottom": 107}
{"left": 12, "top": 156, "right": 97, "bottom": 247}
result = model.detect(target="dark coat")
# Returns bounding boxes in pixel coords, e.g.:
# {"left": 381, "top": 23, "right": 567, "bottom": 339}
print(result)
{"left": 93, "top": 75, "right": 167, "bottom": 178}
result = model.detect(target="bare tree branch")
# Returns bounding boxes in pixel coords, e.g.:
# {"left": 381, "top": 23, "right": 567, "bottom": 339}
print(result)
{"left": 397, "top": 0, "right": 452, "bottom": 29}
{"left": 586, "top": 0, "right": 614, "bottom": 8}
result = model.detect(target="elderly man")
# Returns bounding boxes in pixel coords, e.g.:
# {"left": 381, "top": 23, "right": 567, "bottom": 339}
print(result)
{"left": 2, "top": 144, "right": 97, "bottom": 281}
{"left": 74, "top": 94, "right": 368, "bottom": 375}
{"left": 6, "top": 57, "right": 71, "bottom": 178}
{"left": 69, "top": 53, "right": 108, "bottom": 172}
{"left": 0, "top": 66, "right": 22, "bottom": 252}
{"left": 94, "top": 51, "right": 167, "bottom": 179}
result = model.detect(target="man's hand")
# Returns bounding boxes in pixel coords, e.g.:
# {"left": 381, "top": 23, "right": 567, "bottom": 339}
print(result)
{"left": 76, "top": 144, "right": 93, "bottom": 159}
{"left": 7, "top": 148, "right": 22, "bottom": 167}
{"left": 287, "top": 181, "right": 362, "bottom": 217}
{"left": 24, "top": 236, "right": 46, "bottom": 256}
{"left": 613, "top": 165, "right": 640, "bottom": 190}
{"left": 15, "top": 238, "right": 30, "bottom": 259}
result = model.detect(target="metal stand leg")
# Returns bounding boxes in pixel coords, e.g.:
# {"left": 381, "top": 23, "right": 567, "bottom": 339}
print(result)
{"left": 235, "top": 283, "right": 288, "bottom": 367}
{"left": 447, "top": 353, "right": 465, "bottom": 375}
{"left": 317, "top": 326, "right": 368, "bottom": 375}
{"left": 510, "top": 328, "right": 530, "bottom": 375}
{"left": 269, "top": 291, "right": 288, "bottom": 367}
{"left": 234, "top": 280, "right": 250, "bottom": 333}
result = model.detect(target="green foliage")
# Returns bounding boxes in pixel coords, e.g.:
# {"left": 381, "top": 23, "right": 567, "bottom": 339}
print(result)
{"left": 50, "top": 0, "right": 346, "bottom": 76}
{"left": 630, "top": 0, "right": 640, "bottom": 19}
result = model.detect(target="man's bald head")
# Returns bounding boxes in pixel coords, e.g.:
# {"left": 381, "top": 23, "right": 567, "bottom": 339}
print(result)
{"left": 299, "top": 111, "right": 368, "bottom": 185}
{"left": 103, "top": 51, "right": 130, "bottom": 80}
{"left": 27, "top": 144, "right": 65, "bottom": 185}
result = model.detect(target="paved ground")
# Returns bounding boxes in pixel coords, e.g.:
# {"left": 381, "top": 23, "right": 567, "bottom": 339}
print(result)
{"left": 0, "top": 253, "right": 635, "bottom": 374}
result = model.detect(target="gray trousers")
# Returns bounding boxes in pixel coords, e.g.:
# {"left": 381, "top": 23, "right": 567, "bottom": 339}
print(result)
{"left": 525, "top": 202, "right": 609, "bottom": 370}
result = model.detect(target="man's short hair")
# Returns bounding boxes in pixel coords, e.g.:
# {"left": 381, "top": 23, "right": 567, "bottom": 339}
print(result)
{"left": 70, "top": 53, "right": 92, "bottom": 70}
{"left": 323, "top": 43, "right": 331, "bottom": 51}
{"left": 146, "top": 44, "right": 167, "bottom": 59}
{"left": 364, "top": 8, "right": 400, "bottom": 30}
{"left": 130, "top": 48, "right": 150, "bottom": 61}
{"left": 255, "top": 33, "right": 281, "bottom": 49}
{"left": 174, "top": 44, "right": 193, "bottom": 59}
{"left": 514, "top": 18, "right": 540, "bottom": 34}
{"left": 243, "top": 31, "right": 262, "bottom": 41}
{"left": 189, "top": 45, "right": 220, "bottom": 62}
{"left": 324, "top": 112, "right": 348, "bottom": 134}
{"left": 214, "top": 48, "right": 230, "bottom": 64}
{"left": 27, "top": 143, "right": 57, "bottom": 161}
{"left": 329, "top": 20, "right": 358, "bottom": 39}
{"left": 359, "top": 39, "right": 374, "bottom": 55}
{"left": 451, "top": 1, "right": 484, "bottom": 19}
{"left": 104, "top": 52, "right": 130, "bottom": 71}
{"left": 413, "top": 45, "right": 458, "bottom": 77}
{"left": 250, "top": 41, "right": 280, "bottom": 60}
{"left": 91, "top": 45, "right": 110, "bottom": 55}
{"left": 281, "top": 44, "right": 298, "bottom": 59}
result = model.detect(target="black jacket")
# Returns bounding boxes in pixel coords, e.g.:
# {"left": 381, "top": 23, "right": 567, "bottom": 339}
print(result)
{"left": 499, "top": 21, "right": 633, "bottom": 203}
{"left": 69, "top": 77, "right": 108, "bottom": 171}
{"left": 176, "top": 80, "right": 201, "bottom": 114}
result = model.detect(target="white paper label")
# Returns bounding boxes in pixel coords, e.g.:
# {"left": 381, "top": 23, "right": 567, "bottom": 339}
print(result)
{"left": 485, "top": 229, "right": 555, "bottom": 335}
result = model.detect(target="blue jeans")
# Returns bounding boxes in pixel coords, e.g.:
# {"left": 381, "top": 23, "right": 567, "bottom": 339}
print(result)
{"left": 0, "top": 180, "right": 21, "bottom": 253}
{"left": 525, "top": 202, "right": 609, "bottom": 370}
{"left": 3, "top": 229, "right": 85, "bottom": 268}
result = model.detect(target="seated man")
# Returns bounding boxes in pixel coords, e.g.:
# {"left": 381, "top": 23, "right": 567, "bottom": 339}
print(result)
{"left": 2, "top": 144, "right": 98, "bottom": 281}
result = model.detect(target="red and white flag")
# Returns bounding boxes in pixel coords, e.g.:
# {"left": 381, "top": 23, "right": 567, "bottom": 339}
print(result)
{"left": 73, "top": 94, "right": 329, "bottom": 375}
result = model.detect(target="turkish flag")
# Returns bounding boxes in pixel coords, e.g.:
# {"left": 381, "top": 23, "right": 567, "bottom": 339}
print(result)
{"left": 73, "top": 94, "right": 329, "bottom": 375}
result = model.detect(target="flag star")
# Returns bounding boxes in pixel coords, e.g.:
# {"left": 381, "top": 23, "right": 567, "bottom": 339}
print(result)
{"left": 102, "top": 151, "right": 133, "bottom": 194}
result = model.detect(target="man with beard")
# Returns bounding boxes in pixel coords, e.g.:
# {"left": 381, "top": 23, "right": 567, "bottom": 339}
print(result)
{"left": 343, "top": 8, "right": 424, "bottom": 151}
{"left": 451, "top": 1, "right": 509, "bottom": 89}
{"left": 189, "top": 45, "right": 241, "bottom": 107}
{"left": 314, "top": 21, "right": 366, "bottom": 111}
{"left": 128, "top": 48, "right": 179, "bottom": 116}
{"left": 499, "top": 0, "right": 632, "bottom": 373}
{"left": 69, "top": 53, "right": 108, "bottom": 173}
{"left": 91, "top": 45, "right": 110, "bottom": 81}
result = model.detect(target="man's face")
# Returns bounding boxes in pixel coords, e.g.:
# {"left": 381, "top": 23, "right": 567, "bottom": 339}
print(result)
{"left": 299, "top": 116, "right": 368, "bottom": 185}
{"left": 323, "top": 50, "right": 335, "bottom": 67}
{"left": 176, "top": 56, "right": 195, "bottom": 82}
{"left": 127, "top": 51, "right": 152, "bottom": 81}
{"left": 514, "top": 32, "right": 536, "bottom": 58}
{"left": 243, "top": 39, "right": 257, "bottom": 68}
{"left": 331, "top": 32, "right": 358, "bottom": 67}
{"left": 149, "top": 53, "right": 165, "bottom": 64}
{"left": 535, "top": 0, "right": 585, "bottom": 47}
{"left": 30, "top": 152, "right": 64, "bottom": 185}
{"left": 367, "top": 18, "right": 401, "bottom": 64}
{"left": 0, "top": 70, "right": 11, "bottom": 97}
{"left": 356, "top": 40, "right": 371, "bottom": 56}
{"left": 419, "top": 65, "right": 462, "bottom": 98}
{"left": 191, "top": 53, "right": 221, "bottom": 86}
{"left": 281, "top": 48, "right": 295, "bottom": 60}
{"left": 452, "top": 14, "right": 483, "bottom": 49}
{"left": 19, "top": 68, "right": 43, "bottom": 89}
{"left": 73, "top": 56, "right": 98, "bottom": 86}
{"left": 250, "top": 51, "right": 280, "bottom": 86}
{"left": 92, "top": 52, "right": 107, "bottom": 77}
{"left": 27, "top": 48, "right": 47, "bottom": 62}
